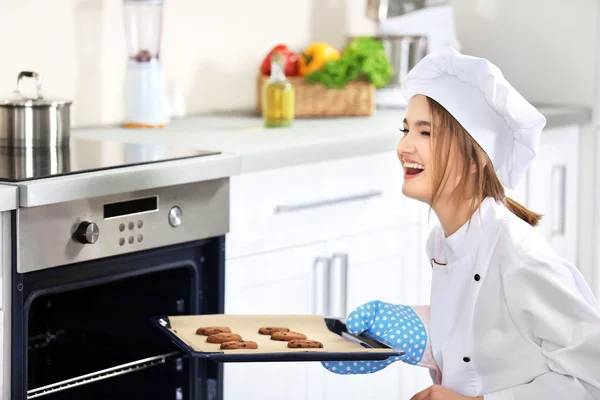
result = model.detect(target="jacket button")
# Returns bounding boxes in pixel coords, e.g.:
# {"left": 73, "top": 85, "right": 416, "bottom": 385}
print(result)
{"left": 474, "top": 274, "right": 480, "bottom": 281}
{"left": 463, "top": 357, "right": 470, "bottom": 363}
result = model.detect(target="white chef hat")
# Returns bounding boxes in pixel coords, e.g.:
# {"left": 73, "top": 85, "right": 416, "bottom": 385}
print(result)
{"left": 400, "top": 46, "right": 546, "bottom": 190}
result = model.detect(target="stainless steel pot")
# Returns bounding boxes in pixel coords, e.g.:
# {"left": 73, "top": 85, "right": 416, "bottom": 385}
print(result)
{"left": 366, "top": 0, "right": 449, "bottom": 21}
{"left": 0, "top": 71, "right": 72, "bottom": 148}
{"left": 0, "top": 145, "right": 71, "bottom": 180}
{"left": 378, "top": 35, "right": 428, "bottom": 87}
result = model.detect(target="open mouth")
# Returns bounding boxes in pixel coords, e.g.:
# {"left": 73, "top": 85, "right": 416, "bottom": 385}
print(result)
{"left": 403, "top": 161, "right": 424, "bottom": 178}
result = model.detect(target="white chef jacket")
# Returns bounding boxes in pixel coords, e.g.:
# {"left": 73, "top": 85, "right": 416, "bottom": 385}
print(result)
{"left": 426, "top": 197, "right": 600, "bottom": 399}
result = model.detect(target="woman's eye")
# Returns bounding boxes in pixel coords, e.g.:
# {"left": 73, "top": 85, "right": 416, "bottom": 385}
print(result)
{"left": 421, "top": 131, "right": 431, "bottom": 136}
{"left": 399, "top": 128, "right": 409, "bottom": 135}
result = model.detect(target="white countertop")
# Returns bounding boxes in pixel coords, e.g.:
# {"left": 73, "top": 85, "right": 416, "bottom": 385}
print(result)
{"left": 73, "top": 106, "right": 591, "bottom": 172}
{"left": 73, "top": 110, "right": 406, "bottom": 173}
{"left": 6, "top": 106, "right": 593, "bottom": 207}
{"left": 0, "top": 184, "right": 19, "bottom": 211}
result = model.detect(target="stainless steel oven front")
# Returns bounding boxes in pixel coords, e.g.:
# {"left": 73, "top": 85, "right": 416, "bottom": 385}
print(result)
{"left": 5, "top": 178, "right": 229, "bottom": 400}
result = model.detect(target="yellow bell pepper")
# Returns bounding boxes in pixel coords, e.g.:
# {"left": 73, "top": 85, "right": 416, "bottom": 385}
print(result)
{"left": 299, "top": 43, "right": 340, "bottom": 76}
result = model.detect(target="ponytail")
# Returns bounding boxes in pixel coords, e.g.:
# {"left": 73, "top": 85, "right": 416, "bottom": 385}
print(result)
{"left": 503, "top": 196, "right": 543, "bottom": 227}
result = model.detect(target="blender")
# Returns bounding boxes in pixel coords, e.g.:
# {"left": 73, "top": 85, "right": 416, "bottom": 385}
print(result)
{"left": 123, "top": 0, "right": 168, "bottom": 128}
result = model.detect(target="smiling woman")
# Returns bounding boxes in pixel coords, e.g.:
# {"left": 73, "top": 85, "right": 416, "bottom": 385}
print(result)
{"left": 322, "top": 47, "right": 600, "bottom": 400}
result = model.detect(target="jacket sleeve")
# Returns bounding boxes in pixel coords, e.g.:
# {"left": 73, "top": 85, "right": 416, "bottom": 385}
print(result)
{"left": 486, "top": 246, "right": 600, "bottom": 400}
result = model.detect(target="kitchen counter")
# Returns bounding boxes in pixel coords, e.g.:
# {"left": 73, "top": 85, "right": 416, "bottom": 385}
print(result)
{"left": 73, "top": 106, "right": 591, "bottom": 173}
{"left": 10, "top": 105, "right": 592, "bottom": 207}
{"left": 0, "top": 185, "right": 19, "bottom": 211}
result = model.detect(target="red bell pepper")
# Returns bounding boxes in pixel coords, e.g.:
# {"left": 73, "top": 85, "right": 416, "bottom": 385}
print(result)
{"left": 260, "top": 44, "right": 299, "bottom": 77}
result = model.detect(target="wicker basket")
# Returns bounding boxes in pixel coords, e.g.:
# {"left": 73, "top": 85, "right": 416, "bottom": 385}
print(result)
{"left": 256, "top": 74, "right": 375, "bottom": 117}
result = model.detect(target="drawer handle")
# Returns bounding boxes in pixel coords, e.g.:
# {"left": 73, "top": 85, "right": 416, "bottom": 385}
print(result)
{"left": 329, "top": 253, "right": 348, "bottom": 320}
{"left": 313, "top": 257, "right": 331, "bottom": 315}
{"left": 274, "top": 190, "right": 383, "bottom": 214}
{"left": 551, "top": 165, "right": 566, "bottom": 236}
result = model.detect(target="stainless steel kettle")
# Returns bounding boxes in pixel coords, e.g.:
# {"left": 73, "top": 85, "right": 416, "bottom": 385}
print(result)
{"left": 0, "top": 71, "right": 72, "bottom": 148}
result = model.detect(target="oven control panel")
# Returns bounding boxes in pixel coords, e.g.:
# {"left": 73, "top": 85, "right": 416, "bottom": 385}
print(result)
{"left": 16, "top": 179, "right": 229, "bottom": 273}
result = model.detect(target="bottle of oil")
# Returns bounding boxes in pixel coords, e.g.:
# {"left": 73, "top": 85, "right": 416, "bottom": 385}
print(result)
{"left": 262, "top": 51, "right": 295, "bottom": 128}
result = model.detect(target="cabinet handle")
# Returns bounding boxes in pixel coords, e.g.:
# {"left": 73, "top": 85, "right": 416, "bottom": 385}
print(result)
{"left": 313, "top": 257, "right": 331, "bottom": 315}
{"left": 551, "top": 165, "right": 566, "bottom": 236}
{"left": 274, "top": 191, "right": 382, "bottom": 214}
{"left": 329, "top": 253, "right": 348, "bottom": 319}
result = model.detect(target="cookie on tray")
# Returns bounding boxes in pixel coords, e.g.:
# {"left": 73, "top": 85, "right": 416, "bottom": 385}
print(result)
{"left": 207, "top": 332, "right": 242, "bottom": 343}
{"left": 270, "top": 331, "right": 307, "bottom": 341}
{"left": 220, "top": 340, "right": 259, "bottom": 350}
{"left": 196, "top": 326, "right": 232, "bottom": 336}
{"left": 258, "top": 326, "right": 290, "bottom": 335}
{"left": 287, "top": 339, "right": 324, "bottom": 349}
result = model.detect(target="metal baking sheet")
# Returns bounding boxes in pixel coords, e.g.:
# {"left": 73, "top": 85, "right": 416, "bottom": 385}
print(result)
{"left": 151, "top": 314, "right": 404, "bottom": 362}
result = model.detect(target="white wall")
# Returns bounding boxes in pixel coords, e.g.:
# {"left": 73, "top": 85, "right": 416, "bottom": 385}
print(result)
{"left": 2, "top": 0, "right": 594, "bottom": 123}
{"left": 0, "top": 0, "right": 349, "bottom": 127}
{"left": 452, "top": 0, "right": 598, "bottom": 108}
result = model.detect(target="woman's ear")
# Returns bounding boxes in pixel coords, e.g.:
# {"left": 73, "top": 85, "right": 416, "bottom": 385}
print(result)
{"left": 470, "top": 157, "right": 486, "bottom": 174}
{"left": 469, "top": 162, "right": 478, "bottom": 174}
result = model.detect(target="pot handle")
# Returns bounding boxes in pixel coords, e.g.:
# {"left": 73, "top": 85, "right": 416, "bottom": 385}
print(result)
{"left": 16, "top": 71, "right": 43, "bottom": 99}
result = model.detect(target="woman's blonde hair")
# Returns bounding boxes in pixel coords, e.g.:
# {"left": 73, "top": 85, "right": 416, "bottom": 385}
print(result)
{"left": 427, "top": 97, "right": 542, "bottom": 227}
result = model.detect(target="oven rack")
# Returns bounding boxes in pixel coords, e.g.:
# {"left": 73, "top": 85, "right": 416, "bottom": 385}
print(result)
{"left": 26, "top": 351, "right": 181, "bottom": 399}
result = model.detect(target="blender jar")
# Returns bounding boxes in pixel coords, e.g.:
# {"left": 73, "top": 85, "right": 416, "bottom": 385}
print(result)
{"left": 123, "top": 0, "right": 168, "bottom": 128}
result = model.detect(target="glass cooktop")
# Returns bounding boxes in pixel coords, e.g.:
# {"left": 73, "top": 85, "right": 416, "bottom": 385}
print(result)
{"left": 0, "top": 138, "right": 221, "bottom": 182}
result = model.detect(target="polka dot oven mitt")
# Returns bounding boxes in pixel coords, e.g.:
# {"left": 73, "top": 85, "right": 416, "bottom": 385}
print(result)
{"left": 322, "top": 300, "right": 440, "bottom": 377}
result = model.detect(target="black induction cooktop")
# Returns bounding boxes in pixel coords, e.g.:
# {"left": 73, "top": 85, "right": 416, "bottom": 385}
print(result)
{"left": 0, "top": 138, "right": 221, "bottom": 182}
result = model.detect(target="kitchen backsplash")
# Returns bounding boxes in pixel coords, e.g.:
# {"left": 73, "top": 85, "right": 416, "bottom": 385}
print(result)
{"left": 0, "top": 0, "right": 595, "bottom": 127}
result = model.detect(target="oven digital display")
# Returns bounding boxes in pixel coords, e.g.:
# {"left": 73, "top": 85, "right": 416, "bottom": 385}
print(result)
{"left": 104, "top": 196, "right": 158, "bottom": 218}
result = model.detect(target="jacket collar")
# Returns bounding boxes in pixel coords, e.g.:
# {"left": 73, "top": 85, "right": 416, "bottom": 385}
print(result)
{"left": 440, "top": 197, "right": 498, "bottom": 262}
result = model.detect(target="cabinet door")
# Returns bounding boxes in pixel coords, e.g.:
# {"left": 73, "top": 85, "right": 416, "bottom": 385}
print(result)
{"left": 223, "top": 244, "right": 327, "bottom": 400}
{"left": 527, "top": 125, "right": 579, "bottom": 264}
{"left": 321, "top": 228, "right": 432, "bottom": 400}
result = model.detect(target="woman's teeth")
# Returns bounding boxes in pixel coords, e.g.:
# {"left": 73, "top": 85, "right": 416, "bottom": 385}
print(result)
{"left": 404, "top": 162, "right": 424, "bottom": 170}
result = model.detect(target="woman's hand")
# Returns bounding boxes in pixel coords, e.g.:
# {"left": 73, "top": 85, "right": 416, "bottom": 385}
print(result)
{"left": 411, "top": 385, "right": 484, "bottom": 400}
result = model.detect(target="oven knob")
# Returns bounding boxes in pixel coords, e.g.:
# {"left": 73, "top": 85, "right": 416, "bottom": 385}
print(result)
{"left": 169, "top": 206, "right": 182, "bottom": 227}
{"left": 75, "top": 221, "right": 100, "bottom": 244}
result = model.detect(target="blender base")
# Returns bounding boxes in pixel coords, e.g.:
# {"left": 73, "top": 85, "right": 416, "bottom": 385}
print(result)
{"left": 124, "top": 59, "right": 168, "bottom": 128}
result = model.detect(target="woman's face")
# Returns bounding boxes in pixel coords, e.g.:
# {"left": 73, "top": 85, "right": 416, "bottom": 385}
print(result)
{"left": 397, "top": 95, "right": 465, "bottom": 205}
{"left": 396, "top": 95, "right": 434, "bottom": 204}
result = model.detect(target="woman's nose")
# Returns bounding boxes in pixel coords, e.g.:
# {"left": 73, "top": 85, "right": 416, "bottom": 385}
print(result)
{"left": 397, "top": 135, "right": 416, "bottom": 158}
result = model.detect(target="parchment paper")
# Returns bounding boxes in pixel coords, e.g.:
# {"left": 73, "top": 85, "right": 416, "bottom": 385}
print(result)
{"left": 165, "top": 314, "right": 397, "bottom": 355}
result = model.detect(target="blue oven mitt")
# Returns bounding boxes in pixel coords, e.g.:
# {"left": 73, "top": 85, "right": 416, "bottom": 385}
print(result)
{"left": 321, "top": 300, "right": 440, "bottom": 380}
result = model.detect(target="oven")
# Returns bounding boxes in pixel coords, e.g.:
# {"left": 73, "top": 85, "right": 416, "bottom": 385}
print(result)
{"left": 4, "top": 177, "right": 229, "bottom": 400}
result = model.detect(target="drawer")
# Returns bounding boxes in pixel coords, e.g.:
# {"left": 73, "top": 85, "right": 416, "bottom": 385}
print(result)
{"left": 227, "top": 151, "right": 421, "bottom": 258}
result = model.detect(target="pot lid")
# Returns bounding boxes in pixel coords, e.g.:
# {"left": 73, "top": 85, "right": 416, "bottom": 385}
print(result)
{"left": 0, "top": 71, "right": 72, "bottom": 107}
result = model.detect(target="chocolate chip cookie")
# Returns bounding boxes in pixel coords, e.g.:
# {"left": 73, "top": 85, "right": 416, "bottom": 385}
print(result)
{"left": 196, "top": 326, "right": 232, "bottom": 336}
{"left": 287, "top": 339, "right": 324, "bottom": 349}
{"left": 206, "top": 333, "right": 242, "bottom": 343}
{"left": 258, "top": 326, "right": 290, "bottom": 335}
{"left": 220, "top": 340, "right": 259, "bottom": 350}
{"left": 270, "top": 331, "right": 307, "bottom": 341}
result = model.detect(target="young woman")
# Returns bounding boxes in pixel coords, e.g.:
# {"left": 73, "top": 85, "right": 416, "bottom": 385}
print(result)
{"left": 323, "top": 47, "right": 600, "bottom": 399}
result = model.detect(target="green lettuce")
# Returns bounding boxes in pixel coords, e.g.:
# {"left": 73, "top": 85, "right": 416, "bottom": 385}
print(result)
{"left": 305, "top": 37, "right": 394, "bottom": 89}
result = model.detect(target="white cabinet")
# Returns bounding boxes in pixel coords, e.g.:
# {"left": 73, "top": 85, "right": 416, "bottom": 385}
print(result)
{"left": 526, "top": 125, "right": 579, "bottom": 264}
{"left": 223, "top": 244, "right": 326, "bottom": 400}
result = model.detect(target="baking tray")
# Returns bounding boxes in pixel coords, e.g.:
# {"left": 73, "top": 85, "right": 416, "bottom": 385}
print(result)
{"left": 151, "top": 314, "right": 405, "bottom": 362}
